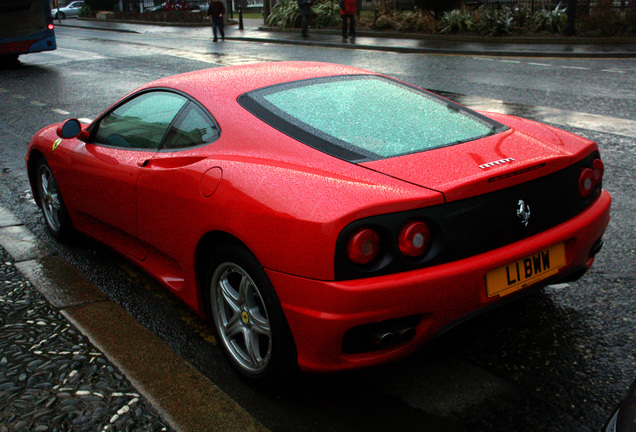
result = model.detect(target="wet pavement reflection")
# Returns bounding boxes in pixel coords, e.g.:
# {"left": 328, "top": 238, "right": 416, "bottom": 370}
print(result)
{"left": 437, "top": 90, "right": 636, "bottom": 139}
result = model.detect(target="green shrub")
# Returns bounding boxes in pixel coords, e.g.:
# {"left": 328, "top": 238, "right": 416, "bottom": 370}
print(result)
{"left": 265, "top": 0, "right": 340, "bottom": 29}
{"left": 510, "top": 5, "right": 531, "bottom": 30}
{"left": 530, "top": 3, "right": 566, "bottom": 33}
{"left": 474, "top": 6, "right": 514, "bottom": 36}
{"left": 265, "top": 0, "right": 299, "bottom": 28}
{"left": 79, "top": 4, "right": 94, "bottom": 17}
{"left": 371, "top": 7, "right": 436, "bottom": 32}
{"left": 312, "top": 0, "right": 340, "bottom": 29}
{"left": 439, "top": 8, "right": 473, "bottom": 33}
{"left": 398, "top": 10, "right": 436, "bottom": 32}
{"left": 372, "top": 13, "right": 398, "bottom": 29}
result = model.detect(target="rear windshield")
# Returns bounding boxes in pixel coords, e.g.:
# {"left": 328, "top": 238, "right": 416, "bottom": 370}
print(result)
{"left": 238, "top": 75, "right": 507, "bottom": 162}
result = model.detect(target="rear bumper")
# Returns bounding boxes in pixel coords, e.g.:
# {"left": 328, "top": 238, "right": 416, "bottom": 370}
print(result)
{"left": 267, "top": 190, "right": 611, "bottom": 373}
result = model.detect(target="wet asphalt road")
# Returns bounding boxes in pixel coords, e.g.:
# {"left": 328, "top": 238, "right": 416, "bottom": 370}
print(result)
{"left": 0, "top": 23, "right": 635, "bottom": 431}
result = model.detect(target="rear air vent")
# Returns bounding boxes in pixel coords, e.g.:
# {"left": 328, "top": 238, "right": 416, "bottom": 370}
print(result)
{"left": 488, "top": 163, "right": 546, "bottom": 183}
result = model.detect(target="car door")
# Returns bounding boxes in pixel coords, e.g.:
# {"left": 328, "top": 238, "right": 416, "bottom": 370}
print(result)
{"left": 68, "top": 1, "right": 84, "bottom": 16}
{"left": 65, "top": 90, "right": 190, "bottom": 260}
{"left": 136, "top": 99, "right": 221, "bottom": 280}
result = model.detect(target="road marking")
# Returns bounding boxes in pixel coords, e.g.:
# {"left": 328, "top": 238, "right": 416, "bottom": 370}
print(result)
{"left": 0, "top": 88, "right": 7, "bottom": 93}
{"left": 27, "top": 47, "right": 107, "bottom": 66}
{"left": 483, "top": 59, "right": 631, "bottom": 75}
{"left": 57, "top": 47, "right": 107, "bottom": 57}
{"left": 11, "top": 94, "right": 25, "bottom": 99}
{"left": 164, "top": 48, "right": 269, "bottom": 66}
{"left": 52, "top": 108, "right": 71, "bottom": 115}
{"left": 78, "top": 117, "right": 93, "bottom": 124}
{"left": 30, "top": 101, "right": 46, "bottom": 107}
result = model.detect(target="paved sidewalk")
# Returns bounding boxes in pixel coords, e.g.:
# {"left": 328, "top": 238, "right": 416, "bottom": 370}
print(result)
{"left": 56, "top": 17, "right": 636, "bottom": 58}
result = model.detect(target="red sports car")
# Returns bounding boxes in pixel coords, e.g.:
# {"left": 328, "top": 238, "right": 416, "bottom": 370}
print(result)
{"left": 25, "top": 62, "right": 611, "bottom": 381}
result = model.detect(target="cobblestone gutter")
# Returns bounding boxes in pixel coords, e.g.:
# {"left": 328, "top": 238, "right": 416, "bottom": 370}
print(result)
{"left": 0, "top": 246, "right": 172, "bottom": 432}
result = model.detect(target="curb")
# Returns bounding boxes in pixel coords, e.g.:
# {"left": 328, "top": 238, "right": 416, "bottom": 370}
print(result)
{"left": 0, "top": 205, "right": 268, "bottom": 432}
{"left": 203, "top": 34, "right": 636, "bottom": 57}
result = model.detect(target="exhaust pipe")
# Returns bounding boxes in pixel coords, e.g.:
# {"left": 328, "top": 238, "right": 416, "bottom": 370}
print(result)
{"left": 393, "top": 325, "right": 416, "bottom": 343}
{"left": 589, "top": 238, "right": 604, "bottom": 258}
{"left": 372, "top": 326, "right": 416, "bottom": 349}
{"left": 342, "top": 314, "right": 423, "bottom": 354}
{"left": 373, "top": 329, "right": 399, "bottom": 350}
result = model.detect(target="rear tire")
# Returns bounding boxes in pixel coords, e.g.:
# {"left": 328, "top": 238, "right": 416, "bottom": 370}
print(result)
{"left": 205, "top": 243, "right": 297, "bottom": 383}
{"left": 58, "top": 11, "right": 65, "bottom": 19}
{"left": 35, "top": 157, "right": 74, "bottom": 241}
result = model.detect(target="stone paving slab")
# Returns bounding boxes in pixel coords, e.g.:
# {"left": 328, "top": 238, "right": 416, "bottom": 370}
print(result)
{"left": 0, "top": 226, "right": 52, "bottom": 263}
{"left": 0, "top": 206, "right": 21, "bottom": 227}
{"left": 15, "top": 256, "right": 107, "bottom": 309}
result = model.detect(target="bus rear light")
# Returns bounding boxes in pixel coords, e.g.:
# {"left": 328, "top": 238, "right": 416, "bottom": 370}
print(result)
{"left": 347, "top": 227, "right": 380, "bottom": 265}
{"left": 398, "top": 220, "right": 430, "bottom": 257}
{"left": 48, "top": 24, "right": 54, "bottom": 30}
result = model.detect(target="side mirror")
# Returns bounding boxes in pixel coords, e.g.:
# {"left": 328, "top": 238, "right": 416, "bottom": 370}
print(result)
{"left": 56, "top": 118, "right": 82, "bottom": 139}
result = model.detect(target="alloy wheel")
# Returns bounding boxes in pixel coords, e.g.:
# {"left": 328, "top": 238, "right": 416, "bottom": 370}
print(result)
{"left": 211, "top": 262, "right": 273, "bottom": 375}
{"left": 38, "top": 164, "right": 63, "bottom": 233}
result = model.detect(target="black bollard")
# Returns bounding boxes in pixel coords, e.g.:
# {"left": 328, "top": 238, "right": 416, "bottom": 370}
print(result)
{"left": 564, "top": 0, "right": 576, "bottom": 36}
{"left": 238, "top": 5, "right": 244, "bottom": 30}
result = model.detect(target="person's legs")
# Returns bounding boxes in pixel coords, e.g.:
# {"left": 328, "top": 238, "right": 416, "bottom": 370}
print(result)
{"left": 218, "top": 18, "right": 225, "bottom": 39}
{"left": 341, "top": 16, "right": 347, "bottom": 38}
{"left": 301, "top": 15, "right": 308, "bottom": 37}
{"left": 212, "top": 18, "right": 219, "bottom": 41}
{"left": 349, "top": 14, "right": 356, "bottom": 38}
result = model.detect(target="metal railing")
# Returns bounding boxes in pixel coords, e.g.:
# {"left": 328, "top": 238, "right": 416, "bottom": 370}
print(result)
{"left": 474, "top": 0, "right": 633, "bottom": 12}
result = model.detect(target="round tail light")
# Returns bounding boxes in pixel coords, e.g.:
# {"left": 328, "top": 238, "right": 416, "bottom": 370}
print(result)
{"left": 398, "top": 220, "right": 431, "bottom": 257}
{"left": 579, "top": 158, "right": 604, "bottom": 199}
{"left": 579, "top": 168, "right": 596, "bottom": 198}
{"left": 347, "top": 227, "right": 381, "bottom": 265}
{"left": 593, "top": 158, "right": 604, "bottom": 182}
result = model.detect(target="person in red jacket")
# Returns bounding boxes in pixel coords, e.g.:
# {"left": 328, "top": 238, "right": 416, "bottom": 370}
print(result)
{"left": 339, "top": 0, "right": 356, "bottom": 39}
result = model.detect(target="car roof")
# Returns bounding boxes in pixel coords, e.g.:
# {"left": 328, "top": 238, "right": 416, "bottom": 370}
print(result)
{"left": 137, "top": 62, "right": 373, "bottom": 102}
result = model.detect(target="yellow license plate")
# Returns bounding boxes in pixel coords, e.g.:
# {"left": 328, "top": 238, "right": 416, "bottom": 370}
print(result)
{"left": 486, "top": 243, "right": 566, "bottom": 298}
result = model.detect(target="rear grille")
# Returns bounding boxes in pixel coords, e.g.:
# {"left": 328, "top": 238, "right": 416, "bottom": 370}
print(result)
{"left": 335, "top": 152, "right": 602, "bottom": 280}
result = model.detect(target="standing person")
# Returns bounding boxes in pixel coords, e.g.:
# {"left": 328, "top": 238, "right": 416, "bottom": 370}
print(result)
{"left": 339, "top": 0, "right": 356, "bottom": 39}
{"left": 297, "top": 0, "right": 313, "bottom": 38}
{"left": 208, "top": 0, "right": 226, "bottom": 42}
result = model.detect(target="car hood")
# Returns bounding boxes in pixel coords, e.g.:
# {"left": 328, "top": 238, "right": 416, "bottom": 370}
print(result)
{"left": 358, "top": 113, "right": 597, "bottom": 203}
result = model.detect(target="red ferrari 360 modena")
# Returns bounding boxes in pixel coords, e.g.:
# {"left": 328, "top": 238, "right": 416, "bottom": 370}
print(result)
{"left": 25, "top": 62, "right": 611, "bottom": 382}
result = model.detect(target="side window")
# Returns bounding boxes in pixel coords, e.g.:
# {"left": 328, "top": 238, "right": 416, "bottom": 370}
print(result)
{"left": 162, "top": 102, "right": 220, "bottom": 150}
{"left": 94, "top": 92, "right": 187, "bottom": 150}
